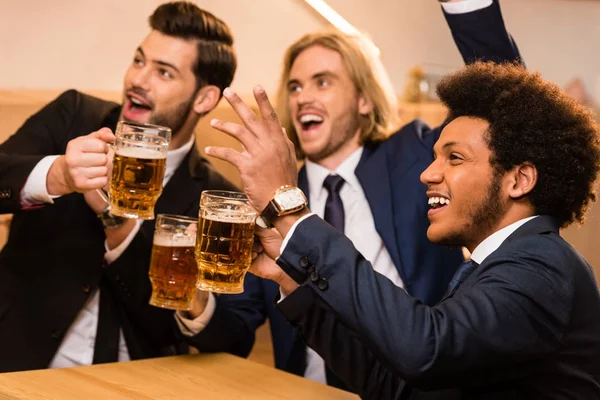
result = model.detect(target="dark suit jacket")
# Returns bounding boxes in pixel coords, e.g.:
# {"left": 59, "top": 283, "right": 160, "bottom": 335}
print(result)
{"left": 0, "top": 90, "right": 252, "bottom": 372}
{"left": 188, "top": 0, "right": 525, "bottom": 382}
{"left": 276, "top": 215, "right": 600, "bottom": 399}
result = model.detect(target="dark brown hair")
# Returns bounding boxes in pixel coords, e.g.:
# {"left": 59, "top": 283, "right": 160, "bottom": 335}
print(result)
{"left": 149, "top": 2, "right": 237, "bottom": 94}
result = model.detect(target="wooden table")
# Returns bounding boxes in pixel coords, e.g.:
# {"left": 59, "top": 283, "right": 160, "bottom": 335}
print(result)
{"left": 0, "top": 353, "right": 359, "bottom": 399}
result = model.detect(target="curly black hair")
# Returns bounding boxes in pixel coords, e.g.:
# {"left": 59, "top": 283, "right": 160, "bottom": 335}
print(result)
{"left": 437, "top": 62, "right": 600, "bottom": 228}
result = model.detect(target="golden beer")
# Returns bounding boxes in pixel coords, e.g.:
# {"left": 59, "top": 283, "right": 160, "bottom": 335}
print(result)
{"left": 195, "top": 191, "right": 257, "bottom": 294}
{"left": 148, "top": 214, "right": 198, "bottom": 310}
{"left": 109, "top": 147, "right": 166, "bottom": 220}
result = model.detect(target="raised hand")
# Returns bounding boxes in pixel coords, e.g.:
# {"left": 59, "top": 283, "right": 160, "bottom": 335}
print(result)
{"left": 205, "top": 86, "right": 298, "bottom": 213}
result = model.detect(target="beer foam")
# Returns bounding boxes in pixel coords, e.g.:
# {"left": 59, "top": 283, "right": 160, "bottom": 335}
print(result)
{"left": 200, "top": 210, "right": 256, "bottom": 224}
{"left": 153, "top": 233, "right": 196, "bottom": 247}
{"left": 116, "top": 146, "right": 166, "bottom": 160}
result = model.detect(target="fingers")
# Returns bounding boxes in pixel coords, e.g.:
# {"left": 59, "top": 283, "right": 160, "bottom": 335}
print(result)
{"left": 204, "top": 146, "right": 245, "bottom": 168}
{"left": 210, "top": 118, "right": 260, "bottom": 153}
{"left": 90, "top": 127, "right": 116, "bottom": 147}
{"left": 253, "top": 85, "right": 283, "bottom": 135}
{"left": 222, "top": 88, "right": 263, "bottom": 137}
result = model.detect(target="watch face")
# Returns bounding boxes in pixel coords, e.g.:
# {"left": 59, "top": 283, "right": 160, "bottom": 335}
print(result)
{"left": 274, "top": 188, "right": 306, "bottom": 211}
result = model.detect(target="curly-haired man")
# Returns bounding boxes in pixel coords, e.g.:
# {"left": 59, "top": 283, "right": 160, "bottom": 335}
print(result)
{"left": 206, "top": 61, "right": 600, "bottom": 398}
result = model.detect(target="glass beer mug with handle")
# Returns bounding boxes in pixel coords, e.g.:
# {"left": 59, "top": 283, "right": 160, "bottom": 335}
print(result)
{"left": 97, "top": 121, "right": 171, "bottom": 220}
{"left": 149, "top": 214, "right": 198, "bottom": 310}
{"left": 195, "top": 191, "right": 257, "bottom": 294}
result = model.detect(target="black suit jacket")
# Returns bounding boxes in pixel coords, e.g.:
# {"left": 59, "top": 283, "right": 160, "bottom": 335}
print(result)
{"left": 0, "top": 90, "right": 253, "bottom": 372}
{"left": 276, "top": 215, "right": 600, "bottom": 399}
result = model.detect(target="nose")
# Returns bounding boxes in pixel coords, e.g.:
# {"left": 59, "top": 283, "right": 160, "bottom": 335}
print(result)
{"left": 420, "top": 158, "right": 443, "bottom": 186}
{"left": 130, "top": 66, "right": 152, "bottom": 91}
{"left": 296, "top": 86, "right": 315, "bottom": 106}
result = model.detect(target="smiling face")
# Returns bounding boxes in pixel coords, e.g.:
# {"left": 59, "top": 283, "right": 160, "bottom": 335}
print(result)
{"left": 286, "top": 45, "right": 371, "bottom": 169}
{"left": 420, "top": 117, "right": 508, "bottom": 251}
{"left": 120, "top": 30, "right": 199, "bottom": 135}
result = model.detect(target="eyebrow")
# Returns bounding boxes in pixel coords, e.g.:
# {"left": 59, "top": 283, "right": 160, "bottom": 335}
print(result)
{"left": 433, "top": 141, "right": 460, "bottom": 157}
{"left": 287, "top": 71, "right": 337, "bottom": 87}
{"left": 136, "top": 47, "right": 181, "bottom": 75}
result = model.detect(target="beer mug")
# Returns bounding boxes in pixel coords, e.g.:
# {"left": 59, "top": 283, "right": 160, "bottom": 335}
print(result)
{"left": 102, "top": 121, "right": 171, "bottom": 220}
{"left": 195, "top": 191, "right": 257, "bottom": 294}
{"left": 149, "top": 214, "right": 198, "bottom": 310}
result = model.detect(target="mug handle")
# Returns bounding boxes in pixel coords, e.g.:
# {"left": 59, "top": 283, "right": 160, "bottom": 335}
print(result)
{"left": 96, "top": 142, "right": 115, "bottom": 209}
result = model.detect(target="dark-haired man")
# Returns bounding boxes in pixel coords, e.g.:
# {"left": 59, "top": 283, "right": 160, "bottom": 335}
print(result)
{"left": 0, "top": 2, "right": 255, "bottom": 372}
{"left": 207, "top": 61, "right": 600, "bottom": 398}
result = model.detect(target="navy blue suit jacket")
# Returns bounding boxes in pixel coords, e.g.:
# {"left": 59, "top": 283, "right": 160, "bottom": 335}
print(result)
{"left": 276, "top": 215, "right": 600, "bottom": 399}
{"left": 193, "top": 0, "right": 524, "bottom": 380}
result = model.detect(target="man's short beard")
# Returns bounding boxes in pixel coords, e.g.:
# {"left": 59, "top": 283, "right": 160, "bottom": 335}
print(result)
{"left": 437, "top": 171, "right": 504, "bottom": 248}
{"left": 150, "top": 94, "right": 196, "bottom": 137}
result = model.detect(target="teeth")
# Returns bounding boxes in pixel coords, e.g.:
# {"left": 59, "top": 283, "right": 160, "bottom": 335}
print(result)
{"left": 130, "top": 97, "right": 144, "bottom": 106}
{"left": 428, "top": 197, "right": 450, "bottom": 207}
{"left": 299, "top": 114, "right": 323, "bottom": 123}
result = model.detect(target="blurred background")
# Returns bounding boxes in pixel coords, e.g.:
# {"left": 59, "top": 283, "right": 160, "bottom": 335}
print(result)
{"left": 1, "top": 0, "right": 598, "bottom": 96}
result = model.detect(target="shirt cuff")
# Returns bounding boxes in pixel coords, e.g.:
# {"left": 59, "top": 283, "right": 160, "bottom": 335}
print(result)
{"left": 441, "top": 0, "right": 493, "bottom": 14}
{"left": 20, "top": 155, "right": 62, "bottom": 207}
{"left": 279, "top": 212, "right": 315, "bottom": 255}
{"left": 278, "top": 287, "right": 287, "bottom": 304}
{"left": 174, "top": 292, "right": 217, "bottom": 336}
{"left": 104, "top": 220, "right": 143, "bottom": 264}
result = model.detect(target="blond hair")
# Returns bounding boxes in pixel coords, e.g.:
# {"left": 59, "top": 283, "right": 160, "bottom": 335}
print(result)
{"left": 276, "top": 31, "right": 400, "bottom": 158}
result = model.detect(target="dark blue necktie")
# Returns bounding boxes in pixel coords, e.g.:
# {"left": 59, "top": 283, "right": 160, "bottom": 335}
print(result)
{"left": 323, "top": 174, "right": 345, "bottom": 233}
{"left": 444, "top": 259, "right": 478, "bottom": 297}
{"left": 321, "top": 174, "right": 348, "bottom": 390}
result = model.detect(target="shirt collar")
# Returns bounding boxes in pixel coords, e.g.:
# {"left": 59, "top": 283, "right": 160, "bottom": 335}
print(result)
{"left": 470, "top": 215, "right": 539, "bottom": 264}
{"left": 165, "top": 136, "right": 195, "bottom": 180}
{"left": 305, "top": 147, "right": 364, "bottom": 202}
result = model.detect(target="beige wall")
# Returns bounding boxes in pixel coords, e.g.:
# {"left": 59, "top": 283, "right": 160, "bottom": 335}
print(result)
{"left": 1, "top": 0, "right": 599, "bottom": 97}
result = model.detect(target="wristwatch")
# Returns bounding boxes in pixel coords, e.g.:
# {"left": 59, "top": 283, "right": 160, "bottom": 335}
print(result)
{"left": 256, "top": 185, "right": 308, "bottom": 228}
{"left": 97, "top": 206, "right": 126, "bottom": 229}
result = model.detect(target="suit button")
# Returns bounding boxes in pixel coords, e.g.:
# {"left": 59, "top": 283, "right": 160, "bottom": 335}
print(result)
{"left": 300, "top": 257, "right": 309, "bottom": 268}
{"left": 307, "top": 265, "right": 315, "bottom": 274}
{"left": 82, "top": 284, "right": 91, "bottom": 294}
{"left": 310, "top": 271, "right": 320, "bottom": 282}
{"left": 51, "top": 329, "right": 62, "bottom": 339}
{"left": 317, "top": 278, "right": 328, "bottom": 291}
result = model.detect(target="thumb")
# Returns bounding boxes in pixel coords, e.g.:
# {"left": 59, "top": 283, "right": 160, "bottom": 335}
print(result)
{"left": 91, "top": 127, "right": 116, "bottom": 145}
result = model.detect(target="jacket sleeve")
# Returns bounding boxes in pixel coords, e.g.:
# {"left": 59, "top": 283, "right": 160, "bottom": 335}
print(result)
{"left": 0, "top": 90, "right": 79, "bottom": 213}
{"left": 444, "top": 0, "right": 523, "bottom": 65}
{"left": 276, "top": 216, "right": 572, "bottom": 390}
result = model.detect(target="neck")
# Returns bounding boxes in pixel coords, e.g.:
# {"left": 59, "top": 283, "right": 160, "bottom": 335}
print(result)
{"left": 312, "top": 131, "right": 361, "bottom": 171}
{"left": 169, "top": 114, "right": 199, "bottom": 150}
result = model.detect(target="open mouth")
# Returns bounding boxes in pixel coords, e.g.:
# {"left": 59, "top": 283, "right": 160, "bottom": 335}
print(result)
{"left": 299, "top": 114, "right": 324, "bottom": 132}
{"left": 128, "top": 95, "right": 152, "bottom": 112}
{"left": 428, "top": 196, "right": 450, "bottom": 211}
{"left": 123, "top": 93, "right": 153, "bottom": 121}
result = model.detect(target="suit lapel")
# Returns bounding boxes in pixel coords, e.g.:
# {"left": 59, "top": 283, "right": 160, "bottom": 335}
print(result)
{"left": 437, "top": 216, "right": 560, "bottom": 304}
{"left": 355, "top": 144, "right": 404, "bottom": 277}
{"left": 141, "top": 147, "right": 204, "bottom": 237}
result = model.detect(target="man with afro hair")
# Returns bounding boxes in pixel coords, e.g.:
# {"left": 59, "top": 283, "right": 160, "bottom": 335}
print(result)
{"left": 206, "top": 61, "right": 600, "bottom": 399}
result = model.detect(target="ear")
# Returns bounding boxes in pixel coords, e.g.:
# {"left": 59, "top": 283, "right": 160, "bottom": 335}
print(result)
{"left": 192, "top": 85, "right": 221, "bottom": 115}
{"left": 507, "top": 163, "right": 537, "bottom": 199}
{"left": 358, "top": 92, "right": 374, "bottom": 116}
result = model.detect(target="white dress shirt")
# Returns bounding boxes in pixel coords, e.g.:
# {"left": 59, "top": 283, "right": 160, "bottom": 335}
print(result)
{"left": 469, "top": 216, "right": 538, "bottom": 264}
{"left": 302, "top": 148, "right": 402, "bottom": 384}
{"left": 19, "top": 137, "right": 214, "bottom": 368}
